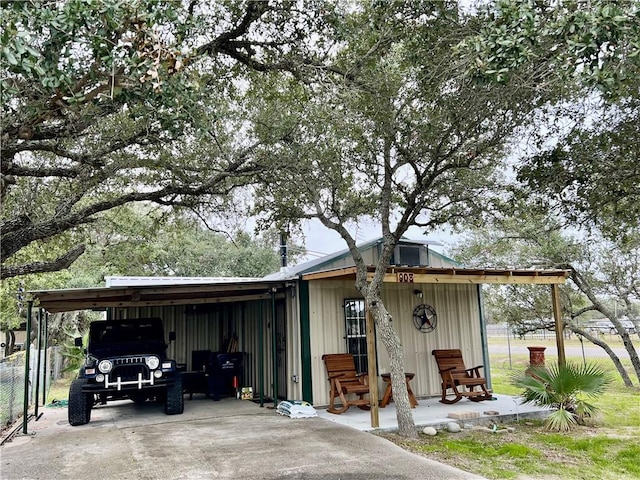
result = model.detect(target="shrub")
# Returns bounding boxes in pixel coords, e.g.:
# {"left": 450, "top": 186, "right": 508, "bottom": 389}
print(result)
{"left": 512, "top": 361, "right": 613, "bottom": 432}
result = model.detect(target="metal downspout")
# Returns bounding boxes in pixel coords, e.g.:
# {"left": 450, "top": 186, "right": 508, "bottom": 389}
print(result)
{"left": 22, "top": 301, "right": 33, "bottom": 434}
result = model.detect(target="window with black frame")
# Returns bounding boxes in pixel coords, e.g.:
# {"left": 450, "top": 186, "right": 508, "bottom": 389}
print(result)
{"left": 344, "top": 299, "right": 368, "bottom": 374}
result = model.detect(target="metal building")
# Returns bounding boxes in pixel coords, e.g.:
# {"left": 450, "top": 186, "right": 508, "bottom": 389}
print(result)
{"left": 29, "top": 237, "right": 569, "bottom": 427}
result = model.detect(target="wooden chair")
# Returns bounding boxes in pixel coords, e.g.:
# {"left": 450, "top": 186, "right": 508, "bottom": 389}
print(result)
{"left": 322, "top": 353, "right": 371, "bottom": 414}
{"left": 431, "top": 349, "right": 493, "bottom": 404}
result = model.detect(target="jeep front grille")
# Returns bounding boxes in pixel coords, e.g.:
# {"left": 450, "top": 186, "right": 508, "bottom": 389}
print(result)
{"left": 113, "top": 356, "right": 146, "bottom": 366}
{"left": 112, "top": 364, "right": 148, "bottom": 382}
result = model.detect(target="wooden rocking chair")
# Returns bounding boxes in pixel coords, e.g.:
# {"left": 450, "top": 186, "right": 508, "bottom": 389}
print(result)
{"left": 322, "top": 353, "right": 371, "bottom": 414}
{"left": 432, "top": 349, "right": 493, "bottom": 404}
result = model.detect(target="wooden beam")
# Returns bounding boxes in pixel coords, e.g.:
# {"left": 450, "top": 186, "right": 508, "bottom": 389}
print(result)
{"left": 39, "top": 293, "right": 285, "bottom": 313}
{"left": 32, "top": 282, "right": 281, "bottom": 302}
{"left": 366, "top": 309, "right": 379, "bottom": 429}
{"left": 375, "top": 273, "right": 567, "bottom": 285}
{"left": 551, "top": 284, "right": 566, "bottom": 367}
{"left": 301, "top": 267, "right": 357, "bottom": 281}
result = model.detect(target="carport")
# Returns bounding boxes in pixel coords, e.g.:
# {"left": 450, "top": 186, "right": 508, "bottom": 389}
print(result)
{"left": 23, "top": 278, "right": 293, "bottom": 433}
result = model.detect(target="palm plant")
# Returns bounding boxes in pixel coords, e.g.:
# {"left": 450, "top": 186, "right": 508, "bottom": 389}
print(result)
{"left": 512, "top": 361, "right": 612, "bottom": 432}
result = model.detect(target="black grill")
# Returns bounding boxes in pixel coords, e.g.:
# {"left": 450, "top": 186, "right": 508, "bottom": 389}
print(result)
{"left": 112, "top": 364, "right": 148, "bottom": 381}
{"left": 113, "top": 356, "right": 146, "bottom": 365}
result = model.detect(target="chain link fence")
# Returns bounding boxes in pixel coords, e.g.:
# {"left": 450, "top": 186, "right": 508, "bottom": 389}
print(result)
{"left": 0, "top": 346, "right": 63, "bottom": 429}
{"left": 0, "top": 351, "right": 26, "bottom": 428}
{"left": 486, "top": 324, "right": 558, "bottom": 340}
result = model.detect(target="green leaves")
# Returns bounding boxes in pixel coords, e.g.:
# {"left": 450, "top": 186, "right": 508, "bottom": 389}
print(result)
{"left": 457, "top": 0, "right": 640, "bottom": 98}
{"left": 513, "top": 361, "right": 613, "bottom": 431}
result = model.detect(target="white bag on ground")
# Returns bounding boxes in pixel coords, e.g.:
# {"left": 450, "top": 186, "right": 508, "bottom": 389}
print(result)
{"left": 277, "top": 400, "right": 318, "bottom": 418}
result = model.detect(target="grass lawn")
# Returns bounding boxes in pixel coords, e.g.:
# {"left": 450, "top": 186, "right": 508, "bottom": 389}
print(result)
{"left": 379, "top": 338, "right": 640, "bottom": 480}
{"left": 46, "top": 375, "right": 72, "bottom": 404}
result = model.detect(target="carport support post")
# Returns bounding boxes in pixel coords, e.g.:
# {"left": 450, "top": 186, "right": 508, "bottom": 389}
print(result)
{"left": 259, "top": 301, "right": 265, "bottom": 407}
{"left": 22, "top": 300, "right": 33, "bottom": 434}
{"left": 366, "top": 310, "right": 379, "bottom": 428}
{"left": 271, "top": 288, "right": 278, "bottom": 407}
{"left": 42, "top": 311, "right": 48, "bottom": 406}
{"left": 551, "top": 284, "right": 566, "bottom": 367}
{"left": 34, "top": 308, "right": 43, "bottom": 420}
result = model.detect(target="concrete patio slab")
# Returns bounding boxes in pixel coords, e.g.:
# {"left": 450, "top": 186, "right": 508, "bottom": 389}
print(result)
{"left": 316, "top": 393, "right": 550, "bottom": 432}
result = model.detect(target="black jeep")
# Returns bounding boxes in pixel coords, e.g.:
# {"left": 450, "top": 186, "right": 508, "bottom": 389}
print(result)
{"left": 68, "top": 318, "right": 183, "bottom": 426}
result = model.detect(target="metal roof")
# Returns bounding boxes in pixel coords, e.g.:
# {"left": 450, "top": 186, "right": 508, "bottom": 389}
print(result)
{"left": 28, "top": 265, "right": 568, "bottom": 313}
{"left": 105, "top": 276, "right": 263, "bottom": 287}
{"left": 29, "top": 279, "right": 289, "bottom": 313}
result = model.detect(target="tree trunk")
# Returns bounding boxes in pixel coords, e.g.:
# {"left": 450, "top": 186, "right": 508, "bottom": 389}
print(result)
{"left": 367, "top": 296, "right": 418, "bottom": 439}
{"left": 618, "top": 331, "right": 640, "bottom": 386}
{"left": 569, "top": 326, "right": 634, "bottom": 387}
{"left": 4, "top": 330, "right": 15, "bottom": 356}
{"left": 608, "top": 317, "right": 640, "bottom": 385}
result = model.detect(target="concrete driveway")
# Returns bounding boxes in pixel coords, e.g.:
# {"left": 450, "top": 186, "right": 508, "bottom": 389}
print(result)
{"left": 1, "top": 397, "right": 483, "bottom": 480}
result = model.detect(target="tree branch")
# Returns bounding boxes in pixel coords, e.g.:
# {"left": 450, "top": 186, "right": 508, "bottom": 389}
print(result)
{"left": 1, "top": 244, "right": 85, "bottom": 280}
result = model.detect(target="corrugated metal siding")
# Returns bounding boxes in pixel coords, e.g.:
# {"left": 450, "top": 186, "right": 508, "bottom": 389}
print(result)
{"left": 116, "top": 299, "right": 287, "bottom": 402}
{"left": 427, "top": 250, "right": 456, "bottom": 268}
{"left": 308, "top": 280, "right": 361, "bottom": 405}
{"left": 311, "top": 249, "right": 378, "bottom": 271}
{"left": 284, "top": 286, "right": 303, "bottom": 400}
{"left": 308, "top": 280, "right": 483, "bottom": 407}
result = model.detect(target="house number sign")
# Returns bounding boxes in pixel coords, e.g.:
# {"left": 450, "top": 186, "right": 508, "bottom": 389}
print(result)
{"left": 397, "top": 272, "right": 414, "bottom": 283}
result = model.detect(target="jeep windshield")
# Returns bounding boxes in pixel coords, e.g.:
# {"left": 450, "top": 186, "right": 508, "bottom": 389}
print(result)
{"left": 89, "top": 320, "right": 166, "bottom": 356}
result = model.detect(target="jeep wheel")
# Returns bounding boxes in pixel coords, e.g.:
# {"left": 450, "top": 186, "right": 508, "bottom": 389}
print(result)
{"left": 165, "top": 372, "right": 184, "bottom": 415}
{"left": 68, "top": 378, "right": 93, "bottom": 426}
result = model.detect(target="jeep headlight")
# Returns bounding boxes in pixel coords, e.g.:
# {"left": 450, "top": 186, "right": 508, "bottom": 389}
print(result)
{"left": 98, "top": 359, "right": 113, "bottom": 373}
{"left": 146, "top": 356, "right": 160, "bottom": 370}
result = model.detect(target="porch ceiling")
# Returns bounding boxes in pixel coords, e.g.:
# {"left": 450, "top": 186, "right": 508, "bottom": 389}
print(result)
{"left": 301, "top": 265, "right": 569, "bottom": 285}
{"left": 29, "top": 281, "right": 288, "bottom": 313}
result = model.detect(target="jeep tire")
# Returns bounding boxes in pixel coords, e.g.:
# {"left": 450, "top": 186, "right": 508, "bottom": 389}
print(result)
{"left": 164, "top": 372, "right": 184, "bottom": 415}
{"left": 68, "top": 378, "right": 93, "bottom": 426}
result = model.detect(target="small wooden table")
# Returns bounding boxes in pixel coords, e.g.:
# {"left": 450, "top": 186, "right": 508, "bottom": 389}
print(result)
{"left": 379, "top": 373, "right": 418, "bottom": 408}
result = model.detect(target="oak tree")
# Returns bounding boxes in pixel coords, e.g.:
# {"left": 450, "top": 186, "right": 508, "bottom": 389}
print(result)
{"left": 248, "top": 1, "right": 555, "bottom": 437}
